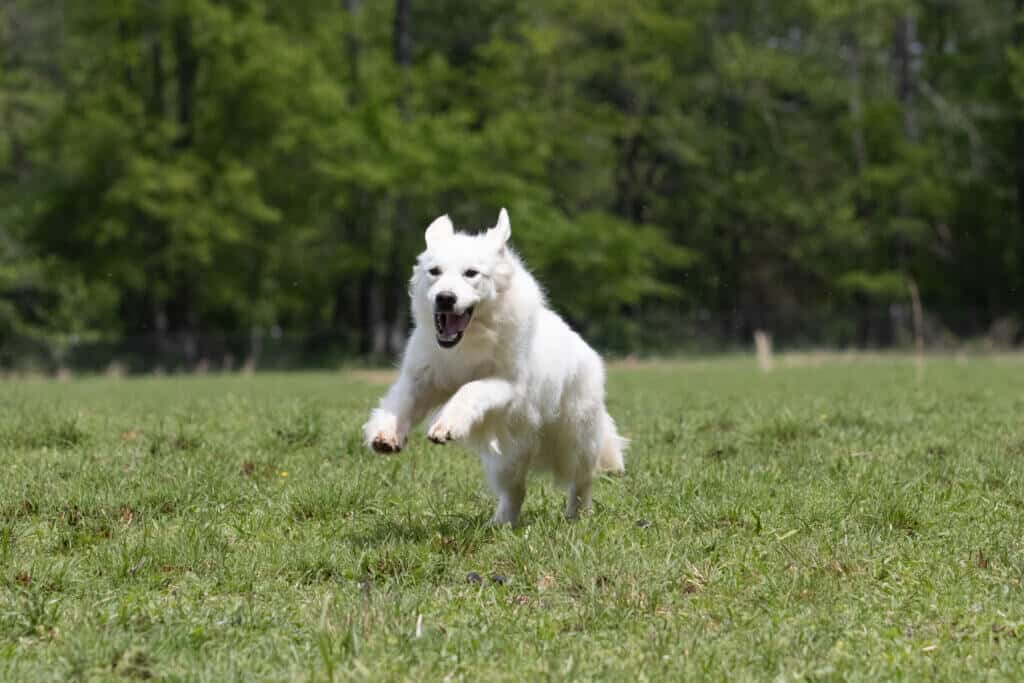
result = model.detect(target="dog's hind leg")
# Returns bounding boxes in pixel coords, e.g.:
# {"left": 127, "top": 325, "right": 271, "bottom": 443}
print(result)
{"left": 491, "top": 481, "right": 526, "bottom": 526}
{"left": 565, "top": 476, "right": 592, "bottom": 520}
{"left": 560, "top": 411, "right": 602, "bottom": 520}
{"left": 481, "top": 448, "right": 529, "bottom": 526}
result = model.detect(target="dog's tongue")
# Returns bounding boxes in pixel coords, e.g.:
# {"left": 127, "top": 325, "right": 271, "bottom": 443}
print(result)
{"left": 442, "top": 312, "right": 471, "bottom": 336}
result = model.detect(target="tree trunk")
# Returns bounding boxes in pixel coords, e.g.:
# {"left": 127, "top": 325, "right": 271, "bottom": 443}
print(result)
{"left": 337, "top": 0, "right": 367, "bottom": 354}
{"left": 893, "top": 9, "right": 920, "bottom": 330}
{"left": 149, "top": 37, "right": 164, "bottom": 119}
{"left": 173, "top": 15, "right": 198, "bottom": 149}
{"left": 358, "top": 274, "right": 387, "bottom": 356}
{"left": 893, "top": 11, "right": 918, "bottom": 142}
{"left": 344, "top": 0, "right": 362, "bottom": 97}
{"left": 394, "top": 0, "right": 412, "bottom": 68}
{"left": 153, "top": 300, "right": 170, "bottom": 366}
{"left": 843, "top": 30, "right": 868, "bottom": 173}
{"left": 2, "top": 7, "right": 25, "bottom": 183}
{"left": 614, "top": 134, "right": 646, "bottom": 223}
{"left": 383, "top": 0, "right": 413, "bottom": 356}
{"left": 170, "top": 15, "right": 200, "bottom": 359}
{"left": 118, "top": 20, "right": 135, "bottom": 91}
{"left": 1015, "top": 0, "right": 1024, "bottom": 268}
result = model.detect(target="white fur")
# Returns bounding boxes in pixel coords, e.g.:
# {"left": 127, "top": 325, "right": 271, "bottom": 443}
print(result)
{"left": 362, "top": 208, "right": 626, "bottom": 524}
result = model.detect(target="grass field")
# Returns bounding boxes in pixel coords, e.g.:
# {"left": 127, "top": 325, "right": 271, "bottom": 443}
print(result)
{"left": 1, "top": 358, "right": 1023, "bottom": 681}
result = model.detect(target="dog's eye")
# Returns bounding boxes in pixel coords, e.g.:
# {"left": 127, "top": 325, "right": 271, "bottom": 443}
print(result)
{"left": 463, "top": 269, "right": 479, "bottom": 278}
{"left": 428, "top": 267, "right": 442, "bottom": 276}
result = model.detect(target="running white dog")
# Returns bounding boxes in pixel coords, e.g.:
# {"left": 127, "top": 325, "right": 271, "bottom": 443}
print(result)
{"left": 362, "top": 209, "right": 626, "bottom": 524}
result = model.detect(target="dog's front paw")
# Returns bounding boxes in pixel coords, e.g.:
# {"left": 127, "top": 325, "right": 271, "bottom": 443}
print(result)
{"left": 427, "top": 408, "right": 472, "bottom": 445}
{"left": 363, "top": 410, "right": 404, "bottom": 454}
{"left": 370, "top": 432, "right": 402, "bottom": 454}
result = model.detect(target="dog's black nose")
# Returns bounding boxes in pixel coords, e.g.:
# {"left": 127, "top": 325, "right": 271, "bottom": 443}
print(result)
{"left": 435, "top": 291, "right": 457, "bottom": 311}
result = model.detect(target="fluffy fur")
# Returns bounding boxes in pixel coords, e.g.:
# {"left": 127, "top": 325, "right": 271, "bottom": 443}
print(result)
{"left": 362, "top": 209, "right": 626, "bottom": 524}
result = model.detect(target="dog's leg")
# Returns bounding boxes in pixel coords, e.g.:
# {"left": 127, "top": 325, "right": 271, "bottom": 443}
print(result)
{"left": 482, "top": 453, "right": 528, "bottom": 526}
{"left": 427, "top": 378, "right": 514, "bottom": 444}
{"left": 491, "top": 482, "right": 526, "bottom": 526}
{"left": 363, "top": 369, "right": 433, "bottom": 454}
{"left": 565, "top": 477, "right": 593, "bottom": 520}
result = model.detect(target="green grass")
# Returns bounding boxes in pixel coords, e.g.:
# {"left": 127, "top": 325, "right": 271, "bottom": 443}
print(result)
{"left": 1, "top": 358, "right": 1023, "bottom": 681}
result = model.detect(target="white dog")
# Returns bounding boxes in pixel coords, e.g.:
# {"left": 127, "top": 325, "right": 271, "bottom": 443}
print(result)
{"left": 362, "top": 209, "right": 626, "bottom": 524}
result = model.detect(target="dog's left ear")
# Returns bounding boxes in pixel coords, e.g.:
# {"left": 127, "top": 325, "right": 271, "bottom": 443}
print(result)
{"left": 488, "top": 208, "right": 511, "bottom": 248}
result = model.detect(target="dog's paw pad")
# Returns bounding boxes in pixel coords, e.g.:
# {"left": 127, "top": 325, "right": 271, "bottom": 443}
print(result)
{"left": 426, "top": 426, "right": 451, "bottom": 445}
{"left": 428, "top": 408, "right": 471, "bottom": 445}
{"left": 371, "top": 434, "right": 401, "bottom": 454}
{"left": 427, "top": 419, "right": 467, "bottom": 444}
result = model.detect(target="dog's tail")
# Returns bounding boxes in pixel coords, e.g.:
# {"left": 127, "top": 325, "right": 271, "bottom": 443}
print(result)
{"left": 596, "top": 410, "right": 627, "bottom": 474}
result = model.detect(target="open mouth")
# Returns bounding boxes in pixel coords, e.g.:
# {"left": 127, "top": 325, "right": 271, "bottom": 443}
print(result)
{"left": 434, "top": 307, "right": 474, "bottom": 348}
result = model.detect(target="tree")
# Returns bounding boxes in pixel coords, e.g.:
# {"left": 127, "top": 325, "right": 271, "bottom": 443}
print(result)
{"left": 2, "top": 0, "right": 1023, "bottom": 367}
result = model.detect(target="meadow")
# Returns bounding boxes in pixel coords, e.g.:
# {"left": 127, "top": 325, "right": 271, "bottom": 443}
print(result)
{"left": 0, "top": 357, "right": 1022, "bottom": 681}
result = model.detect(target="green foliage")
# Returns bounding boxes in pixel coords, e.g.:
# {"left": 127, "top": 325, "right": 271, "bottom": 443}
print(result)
{"left": 1, "top": 0, "right": 1023, "bottom": 361}
{"left": 836, "top": 270, "right": 909, "bottom": 299}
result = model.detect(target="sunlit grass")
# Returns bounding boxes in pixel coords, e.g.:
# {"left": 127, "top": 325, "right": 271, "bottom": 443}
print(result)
{"left": 0, "top": 360, "right": 1022, "bottom": 680}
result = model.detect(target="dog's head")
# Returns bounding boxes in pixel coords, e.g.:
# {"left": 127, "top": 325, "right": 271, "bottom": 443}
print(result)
{"left": 411, "top": 209, "right": 514, "bottom": 349}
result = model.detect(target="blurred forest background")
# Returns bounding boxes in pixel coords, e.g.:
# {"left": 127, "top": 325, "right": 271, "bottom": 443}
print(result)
{"left": 2, "top": 1, "right": 1023, "bottom": 371}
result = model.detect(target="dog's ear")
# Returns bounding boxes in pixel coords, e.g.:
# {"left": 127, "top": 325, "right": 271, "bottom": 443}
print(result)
{"left": 488, "top": 208, "right": 511, "bottom": 248}
{"left": 425, "top": 214, "right": 454, "bottom": 250}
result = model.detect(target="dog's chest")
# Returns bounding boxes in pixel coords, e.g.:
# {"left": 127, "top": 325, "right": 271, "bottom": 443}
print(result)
{"left": 431, "top": 358, "right": 492, "bottom": 393}
{"left": 428, "top": 337, "right": 502, "bottom": 386}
